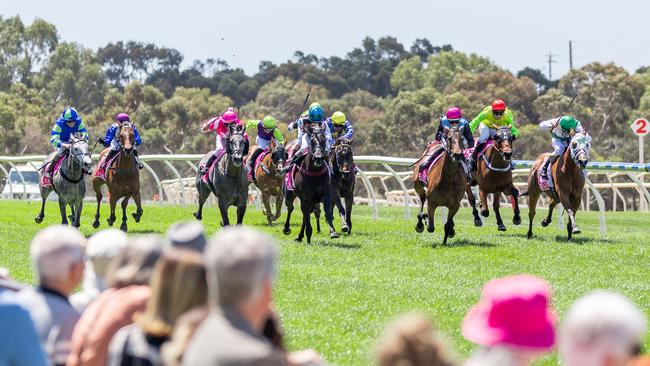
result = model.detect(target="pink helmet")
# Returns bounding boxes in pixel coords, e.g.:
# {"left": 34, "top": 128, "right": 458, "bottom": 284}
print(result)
{"left": 116, "top": 113, "right": 130, "bottom": 122}
{"left": 221, "top": 108, "right": 239, "bottom": 123}
{"left": 446, "top": 107, "right": 462, "bottom": 121}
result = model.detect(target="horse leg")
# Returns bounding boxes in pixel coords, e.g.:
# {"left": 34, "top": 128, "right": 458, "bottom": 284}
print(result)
{"left": 494, "top": 192, "right": 506, "bottom": 231}
{"left": 296, "top": 203, "right": 309, "bottom": 243}
{"left": 510, "top": 186, "right": 521, "bottom": 225}
{"left": 34, "top": 192, "right": 48, "bottom": 224}
{"left": 570, "top": 197, "right": 582, "bottom": 235}
{"left": 131, "top": 190, "right": 143, "bottom": 223}
{"left": 107, "top": 194, "right": 117, "bottom": 226}
{"left": 443, "top": 202, "right": 461, "bottom": 245}
{"left": 93, "top": 186, "right": 102, "bottom": 229}
{"left": 283, "top": 193, "right": 294, "bottom": 235}
{"left": 218, "top": 199, "right": 230, "bottom": 227}
{"left": 120, "top": 195, "right": 130, "bottom": 232}
{"left": 58, "top": 198, "right": 68, "bottom": 225}
{"left": 465, "top": 185, "right": 482, "bottom": 227}
{"left": 193, "top": 181, "right": 210, "bottom": 221}
{"left": 323, "top": 192, "right": 339, "bottom": 239}
{"left": 236, "top": 203, "right": 246, "bottom": 225}
{"left": 479, "top": 189, "right": 489, "bottom": 217}
{"left": 344, "top": 192, "right": 353, "bottom": 234}
{"left": 314, "top": 204, "right": 321, "bottom": 233}
{"left": 541, "top": 200, "right": 558, "bottom": 227}
{"left": 72, "top": 201, "right": 82, "bottom": 228}
{"left": 273, "top": 193, "right": 283, "bottom": 222}
{"left": 527, "top": 187, "right": 542, "bottom": 239}
{"left": 426, "top": 200, "right": 435, "bottom": 234}
{"left": 68, "top": 203, "right": 75, "bottom": 224}
{"left": 262, "top": 193, "right": 273, "bottom": 226}
{"left": 415, "top": 186, "right": 426, "bottom": 233}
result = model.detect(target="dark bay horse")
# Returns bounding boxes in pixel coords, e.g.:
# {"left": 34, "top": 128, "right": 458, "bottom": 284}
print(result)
{"left": 330, "top": 138, "right": 355, "bottom": 234}
{"left": 35, "top": 136, "right": 92, "bottom": 227}
{"left": 92, "top": 123, "right": 143, "bottom": 232}
{"left": 250, "top": 138, "right": 287, "bottom": 226}
{"left": 466, "top": 127, "right": 521, "bottom": 231}
{"left": 283, "top": 124, "right": 338, "bottom": 243}
{"left": 194, "top": 123, "right": 248, "bottom": 226}
{"left": 525, "top": 132, "right": 591, "bottom": 241}
{"left": 412, "top": 126, "right": 466, "bottom": 245}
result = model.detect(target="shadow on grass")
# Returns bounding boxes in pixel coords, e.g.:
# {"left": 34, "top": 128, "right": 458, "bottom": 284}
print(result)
{"left": 554, "top": 235, "right": 615, "bottom": 245}
{"left": 313, "top": 240, "right": 361, "bottom": 250}
{"left": 125, "top": 229, "right": 160, "bottom": 234}
{"left": 441, "top": 238, "right": 497, "bottom": 248}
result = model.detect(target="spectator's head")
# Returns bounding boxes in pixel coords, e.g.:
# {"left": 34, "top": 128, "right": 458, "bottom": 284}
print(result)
{"left": 629, "top": 356, "right": 650, "bottom": 366}
{"left": 205, "top": 226, "right": 278, "bottom": 331}
{"left": 376, "top": 313, "right": 455, "bottom": 366}
{"left": 30, "top": 225, "right": 86, "bottom": 296}
{"left": 462, "top": 275, "right": 555, "bottom": 366}
{"left": 137, "top": 248, "right": 207, "bottom": 338}
{"left": 166, "top": 221, "right": 207, "bottom": 253}
{"left": 559, "top": 291, "right": 646, "bottom": 366}
{"left": 86, "top": 229, "right": 127, "bottom": 287}
{"left": 106, "top": 236, "right": 162, "bottom": 288}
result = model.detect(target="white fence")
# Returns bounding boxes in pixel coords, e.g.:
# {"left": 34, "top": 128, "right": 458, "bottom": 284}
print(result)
{"left": 2, "top": 154, "right": 649, "bottom": 235}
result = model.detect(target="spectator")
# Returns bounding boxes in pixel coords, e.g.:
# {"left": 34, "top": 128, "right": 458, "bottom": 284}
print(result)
{"left": 184, "top": 226, "right": 324, "bottom": 366}
{"left": 0, "top": 296, "right": 49, "bottom": 366}
{"left": 166, "top": 221, "right": 207, "bottom": 252}
{"left": 70, "top": 229, "right": 128, "bottom": 311}
{"left": 67, "top": 236, "right": 162, "bottom": 366}
{"left": 13, "top": 225, "right": 86, "bottom": 366}
{"left": 461, "top": 275, "right": 555, "bottom": 366}
{"left": 108, "top": 247, "right": 208, "bottom": 366}
{"left": 161, "top": 307, "right": 209, "bottom": 366}
{"left": 376, "top": 313, "right": 456, "bottom": 366}
{"left": 559, "top": 291, "right": 647, "bottom": 366}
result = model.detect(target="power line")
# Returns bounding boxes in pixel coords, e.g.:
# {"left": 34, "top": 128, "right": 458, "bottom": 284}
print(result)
{"left": 546, "top": 52, "right": 557, "bottom": 80}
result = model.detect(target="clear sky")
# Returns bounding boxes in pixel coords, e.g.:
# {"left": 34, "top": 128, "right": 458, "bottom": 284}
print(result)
{"left": 1, "top": 0, "right": 647, "bottom": 79}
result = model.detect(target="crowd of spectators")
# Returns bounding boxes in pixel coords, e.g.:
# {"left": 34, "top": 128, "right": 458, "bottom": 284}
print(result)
{"left": 0, "top": 222, "right": 647, "bottom": 366}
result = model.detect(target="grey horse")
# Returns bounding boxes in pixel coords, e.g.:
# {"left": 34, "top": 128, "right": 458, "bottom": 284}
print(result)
{"left": 193, "top": 123, "right": 249, "bottom": 226}
{"left": 35, "top": 136, "right": 92, "bottom": 227}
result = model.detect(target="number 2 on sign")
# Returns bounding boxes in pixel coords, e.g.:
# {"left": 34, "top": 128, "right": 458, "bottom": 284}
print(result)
{"left": 636, "top": 119, "right": 648, "bottom": 134}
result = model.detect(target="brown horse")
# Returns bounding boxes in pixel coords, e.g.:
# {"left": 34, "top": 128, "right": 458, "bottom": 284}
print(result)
{"left": 525, "top": 132, "right": 591, "bottom": 241}
{"left": 249, "top": 139, "right": 287, "bottom": 226}
{"left": 413, "top": 126, "right": 466, "bottom": 245}
{"left": 466, "top": 127, "right": 521, "bottom": 231}
{"left": 92, "top": 123, "right": 143, "bottom": 232}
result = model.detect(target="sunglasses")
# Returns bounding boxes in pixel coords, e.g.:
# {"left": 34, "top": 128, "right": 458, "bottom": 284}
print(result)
{"left": 493, "top": 111, "right": 504, "bottom": 116}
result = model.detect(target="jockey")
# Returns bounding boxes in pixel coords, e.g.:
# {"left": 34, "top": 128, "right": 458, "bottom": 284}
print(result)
{"left": 97, "top": 113, "right": 143, "bottom": 173}
{"left": 325, "top": 111, "right": 354, "bottom": 150}
{"left": 468, "top": 99, "right": 519, "bottom": 171}
{"left": 419, "top": 107, "right": 474, "bottom": 183}
{"left": 245, "top": 115, "right": 286, "bottom": 175}
{"left": 538, "top": 115, "right": 585, "bottom": 180}
{"left": 200, "top": 107, "right": 249, "bottom": 174}
{"left": 285, "top": 104, "right": 326, "bottom": 170}
{"left": 288, "top": 102, "right": 322, "bottom": 150}
{"left": 45, "top": 107, "right": 89, "bottom": 179}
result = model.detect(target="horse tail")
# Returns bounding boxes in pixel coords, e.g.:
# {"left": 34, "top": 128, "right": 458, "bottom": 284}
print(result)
{"left": 519, "top": 188, "right": 529, "bottom": 197}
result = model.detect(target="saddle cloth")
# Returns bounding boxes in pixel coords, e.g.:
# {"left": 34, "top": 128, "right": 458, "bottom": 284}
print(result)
{"left": 41, "top": 154, "right": 66, "bottom": 187}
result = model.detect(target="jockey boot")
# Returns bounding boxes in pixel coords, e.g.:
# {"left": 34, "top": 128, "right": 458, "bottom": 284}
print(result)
{"left": 418, "top": 146, "right": 441, "bottom": 172}
{"left": 469, "top": 142, "right": 485, "bottom": 172}
{"left": 461, "top": 159, "right": 472, "bottom": 184}
{"left": 201, "top": 152, "right": 217, "bottom": 175}
{"left": 540, "top": 155, "right": 559, "bottom": 180}
{"left": 248, "top": 148, "right": 263, "bottom": 182}
{"left": 133, "top": 150, "right": 144, "bottom": 169}
{"left": 44, "top": 151, "right": 64, "bottom": 179}
{"left": 283, "top": 149, "right": 306, "bottom": 172}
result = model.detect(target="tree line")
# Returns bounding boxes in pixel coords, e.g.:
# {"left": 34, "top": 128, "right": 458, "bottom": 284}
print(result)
{"left": 1, "top": 15, "right": 649, "bottom": 163}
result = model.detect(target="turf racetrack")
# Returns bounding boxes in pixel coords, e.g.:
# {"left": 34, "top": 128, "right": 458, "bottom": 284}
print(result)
{"left": 0, "top": 199, "right": 648, "bottom": 365}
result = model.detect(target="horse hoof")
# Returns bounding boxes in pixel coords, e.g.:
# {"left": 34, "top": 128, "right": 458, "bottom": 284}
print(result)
{"left": 34, "top": 216, "right": 43, "bottom": 224}
{"left": 427, "top": 226, "right": 434, "bottom": 233}
{"left": 92, "top": 221, "right": 100, "bottom": 229}
{"left": 513, "top": 215, "right": 521, "bottom": 225}
{"left": 481, "top": 210, "right": 489, "bottom": 218}
{"left": 541, "top": 219, "right": 550, "bottom": 227}
{"left": 132, "top": 212, "right": 142, "bottom": 223}
{"left": 68, "top": 215, "right": 74, "bottom": 222}
{"left": 527, "top": 231, "right": 533, "bottom": 239}
{"left": 572, "top": 227, "right": 582, "bottom": 235}
{"left": 330, "top": 231, "right": 340, "bottom": 239}
{"left": 294, "top": 237, "right": 302, "bottom": 242}
{"left": 107, "top": 218, "right": 115, "bottom": 226}
{"left": 474, "top": 219, "right": 482, "bottom": 227}
{"left": 282, "top": 227, "right": 291, "bottom": 235}
{"left": 120, "top": 223, "right": 128, "bottom": 232}
{"left": 193, "top": 212, "right": 202, "bottom": 221}
{"left": 448, "top": 229, "right": 456, "bottom": 238}
{"left": 415, "top": 222, "right": 424, "bottom": 233}
{"left": 497, "top": 224, "right": 506, "bottom": 231}
{"left": 341, "top": 225, "right": 349, "bottom": 234}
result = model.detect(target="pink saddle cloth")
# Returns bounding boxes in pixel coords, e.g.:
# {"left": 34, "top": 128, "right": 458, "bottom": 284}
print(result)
{"left": 93, "top": 153, "right": 120, "bottom": 181}
{"left": 463, "top": 140, "right": 494, "bottom": 160}
{"left": 284, "top": 165, "right": 297, "bottom": 191}
{"left": 41, "top": 155, "right": 65, "bottom": 187}
{"left": 537, "top": 157, "right": 552, "bottom": 192}
{"left": 418, "top": 150, "right": 445, "bottom": 184}
{"left": 201, "top": 150, "right": 226, "bottom": 183}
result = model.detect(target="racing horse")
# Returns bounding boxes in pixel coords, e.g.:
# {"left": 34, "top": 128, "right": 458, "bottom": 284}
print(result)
{"left": 412, "top": 126, "right": 466, "bottom": 245}
{"left": 194, "top": 123, "right": 248, "bottom": 226}
{"left": 283, "top": 124, "right": 339, "bottom": 243}
{"left": 330, "top": 138, "right": 355, "bottom": 234}
{"left": 524, "top": 132, "right": 591, "bottom": 241}
{"left": 249, "top": 138, "right": 287, "bottom": 226}
{"left": 465, "top": 126, "right": 521, "bottom": 231}
{"left": 92, "top": 122, "right": 143, "bottom": 232}
{"left": 35, "top": 135, "right": 92, "bottom": 227}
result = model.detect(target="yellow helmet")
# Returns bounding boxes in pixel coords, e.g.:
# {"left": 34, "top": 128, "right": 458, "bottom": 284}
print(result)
{"left": 332, "top": 111, "right": 346, "bottom": 125}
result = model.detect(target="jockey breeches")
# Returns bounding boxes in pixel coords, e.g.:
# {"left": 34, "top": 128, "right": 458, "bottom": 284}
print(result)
{"left": 550, "top": 138, "right": 567, "bottom": 156}
{"left": 478, "top": 125, "right": 497, "bottom": 144}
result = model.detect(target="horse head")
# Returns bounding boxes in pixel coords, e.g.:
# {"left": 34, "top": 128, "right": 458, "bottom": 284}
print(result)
{"left": 333, "top": 139, "right": 354, "bottom": 176}
{"left": 443, "top": 126, "right": 465, "bottom": 163}
{"left": 269, "top": 139, "right": 287, "bottom": 173}
{"left": 309, "top": 124, "right": 327, "bottom": 167}
{"left": 70, "top": 134, "right": 92, "bottom": 172}
{"left": 569, "top": 132, "right": 591, "bottom": 169}
{"left": 227, "top": 123, "right": 246, "bottom": 167}
{"left": 494, "top": 126, "right": 514, "bottom": 161}
{"left": 119, "top": 122, "right": 135, "bottom": 157}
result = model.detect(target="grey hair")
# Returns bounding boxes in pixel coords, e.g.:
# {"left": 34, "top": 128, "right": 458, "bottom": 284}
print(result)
{"left": 106, "top": 235, "right": 163, "bottom": 288}
{"left": 30, "top": 225, "right": 86, "bottom": 283}
{"left": 560, "top": 291, "right": 647, "bottom": 365}
{"left": 86, "top": 229, "right": 128, "bottom": 278}
{"left": 205, "top": 226, "right": 278, "bottom": 307}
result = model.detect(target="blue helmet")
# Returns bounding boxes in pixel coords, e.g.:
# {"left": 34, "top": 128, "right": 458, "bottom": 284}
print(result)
{"left": 308, "top": 105, "right": 324, "bottom": 122}
{"left": 61, "top": 107, "right": 79, "bottom": 122}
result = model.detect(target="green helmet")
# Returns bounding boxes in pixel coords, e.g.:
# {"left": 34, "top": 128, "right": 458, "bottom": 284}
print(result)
{"left": 559, "top": 116, "right": 578, "bottom": 131}
{"left": 262, "top": 115, "right": 277, "bottom": 129}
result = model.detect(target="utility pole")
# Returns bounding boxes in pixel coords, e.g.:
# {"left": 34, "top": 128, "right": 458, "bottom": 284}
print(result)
{"left": 546, "top": 52, "right": 557, "bottom": 80}
{"left": 569, "top": 41, "right": 573, "bottom": 69}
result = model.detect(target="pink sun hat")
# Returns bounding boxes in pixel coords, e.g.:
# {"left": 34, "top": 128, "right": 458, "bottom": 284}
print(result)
{"left": 461, "top": 274, "right": 556, "bottom": 350}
